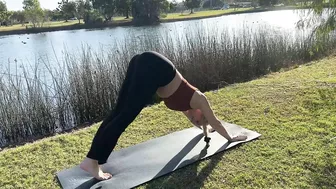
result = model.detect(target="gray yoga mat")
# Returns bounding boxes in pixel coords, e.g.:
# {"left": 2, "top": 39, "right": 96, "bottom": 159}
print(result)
{"left": 57, "top": 121, "right": 261, "bottom": 189}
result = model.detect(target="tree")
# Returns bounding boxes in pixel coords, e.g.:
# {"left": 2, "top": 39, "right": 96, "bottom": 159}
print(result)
{"left": 298, "top": 0, "right": 336, "bottom": 36}
{"left": 10, "top": 11, "right": 26, "bottom": 25}
{"left": 91, "top": 0, "right": 116, "bottom": 22}
{"left": 75, "top": 0, "right": 85, "bottom": 23}
{"left": 0, "top": 0, "right": 6, "bottom": 11}
{"left": 84, "top": 0, "right": 92, "bottom": 12}
{"left": 58, "top": 0, "right": 77, "bottom": 21}
{"left": 161, "top": 0, "right": 170, "bottom": 14}
{"left": 271, "top": 0, "right": 279, "bottom": 5}
{"left": 202, "top": 0, "right": 223, "bottom": 8}
{"left": 23, "top": 0, "right": 44, "bottom": 28}
{"left": 183, "top": 0, "right": 201, "bottom": 13}
{"left": 258, "top": 0, "right": 270, "bottom": 6}
{"left": 82, "top": 0, "right": 104, "bottom": 24}
{"left": 169, "top": 0, "right": 178, "bottom": 13}
{"left": 294, "top": 0, "right": 336, "bottom": 55}
{"left": 0, "top": 0, "right": 8, "bottom": 25}
{"left": 259, "top": 0, "right": 279, "bottom": 6}
{"left": 83, "top": 0, "right": 95, "bottom": 23}
{"left": 132, "top": 0, "right": 165, "bottom": 25}
{"left": 47, "top": 9, "right": 63, "bottom": 21}
{"left": 42, "top": 9, "right": 51, "bottom": 23}
{"left": 116, "top": 0, "right": 131, "bottom": 18}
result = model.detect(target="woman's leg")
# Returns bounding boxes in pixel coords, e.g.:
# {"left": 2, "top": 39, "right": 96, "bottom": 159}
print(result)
{"left": 80, "top": 51, "right": 176, "bottom": 180}
{"left": 97, "top": 54, "right": 139, "bottom": 130}
{"left": 97, "top": 51, "right": 175, "bottom": 131}
{"left": 86, "top": 56, "right": 160, "bottom": 164}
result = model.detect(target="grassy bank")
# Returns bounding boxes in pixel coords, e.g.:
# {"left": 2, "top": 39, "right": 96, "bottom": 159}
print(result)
{"left": 0, "top": 16, "right": 131, "bottom": 36}
{"left": 0, "top": 17, "right": 130, "bottom": 32}
{"left": 160, "top": 6, "right": 303, "bottom": 22}
{"left": 0, "top": 20, "right": 83, "bottom": 32}
{"left": 0, "top": 7, "right": 300, "bottom": 36}
{"left": 161, "top": 8, "right": 251, "bottom": 21}
{"left": 0, "top": 55, "right": 335, "bottom": 188}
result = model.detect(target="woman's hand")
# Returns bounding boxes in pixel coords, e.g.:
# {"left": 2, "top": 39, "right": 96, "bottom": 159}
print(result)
{"left": 190, "top": 92, "right": 248, "bottom": 143}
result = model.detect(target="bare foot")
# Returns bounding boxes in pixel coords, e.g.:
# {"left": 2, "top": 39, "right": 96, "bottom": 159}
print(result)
{"left": 80, "top": 158, "right": 112, "bottom": 180}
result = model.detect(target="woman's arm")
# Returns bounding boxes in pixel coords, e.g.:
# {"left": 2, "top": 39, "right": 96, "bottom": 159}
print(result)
{"left": 182, "top": 111, "right": 210, "bottom": 138}
{"left": 191, "top": 91, "right": 247, "bottom": 142}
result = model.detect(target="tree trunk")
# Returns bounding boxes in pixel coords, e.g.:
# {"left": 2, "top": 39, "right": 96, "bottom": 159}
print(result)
{"left": 125, "top": 9, "right": 129, "bottom": 19}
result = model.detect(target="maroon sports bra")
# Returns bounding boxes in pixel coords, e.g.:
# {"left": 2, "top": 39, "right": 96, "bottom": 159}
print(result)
{"left": 163, "top": 78, "right": 198, "bottom": 111}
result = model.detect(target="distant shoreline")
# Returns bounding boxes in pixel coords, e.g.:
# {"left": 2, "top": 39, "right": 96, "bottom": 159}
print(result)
{"left": 161, "top": 6, "right": 300, "bottom": 23}
{"left": 0, "top": 6, "right": 301, "bottom": 37}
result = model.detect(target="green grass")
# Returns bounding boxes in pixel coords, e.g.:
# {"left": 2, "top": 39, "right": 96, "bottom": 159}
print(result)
{"left": 161, "top": 8, "right": 252, "bottom": 20}
{"left": 0, "top": 20, "right": 84, "bottom": 32}
{"left": 1, "top": 55, "right": 336, "bottom": 188}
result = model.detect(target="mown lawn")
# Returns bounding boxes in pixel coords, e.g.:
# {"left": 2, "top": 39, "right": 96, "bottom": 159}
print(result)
{"left": 0, "top": 9, "right": 253, "bottom": 32}
{"left": 0, "top": 20, "right": 84, "bottom": 32}
{"left": 161, "top": 8, "right": 252, "bottom": 20}
{"left": 0, "top": 18, "right": 130, "bottom": 32}
{"left": 0, "top": 56, "right": 335, "bottom": 189}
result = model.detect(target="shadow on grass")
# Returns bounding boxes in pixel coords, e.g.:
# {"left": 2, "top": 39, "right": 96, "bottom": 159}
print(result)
{"left": 303, "top": 87, "right": 336, "bottom": 113}
{"left": 144, "top": 142, "right": 234, "bottom": 189}
{"left": 302, "top": 87, "right": 336, "bottom": 188}
{"left": 150, "top": 133, "right": 204, "bottom": 179}
{"left": 310, "top": 141, "right": 336, "bottom": 188}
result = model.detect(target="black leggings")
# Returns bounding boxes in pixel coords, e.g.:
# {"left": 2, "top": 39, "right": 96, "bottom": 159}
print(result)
{"left": 87, "top": 51, "right": 176, "bottom": 164}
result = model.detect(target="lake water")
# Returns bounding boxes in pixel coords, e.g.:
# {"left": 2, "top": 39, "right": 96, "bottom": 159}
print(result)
{"left": 0, "top": 9, "right": 310, "bottom": 75}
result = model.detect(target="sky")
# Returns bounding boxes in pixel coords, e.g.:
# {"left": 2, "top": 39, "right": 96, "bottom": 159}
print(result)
{"left": 4, "top": 0, "right": 59, "bottom": 11}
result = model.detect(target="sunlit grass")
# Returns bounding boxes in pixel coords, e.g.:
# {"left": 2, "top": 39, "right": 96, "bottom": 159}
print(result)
{"left": 0, "top": 56, "right": 335, "bottom": 188}
{"left": 0, "top": 20, "right": 83, "bottom": 31}
{"left": 161, "top": 8, "right": 252, "bottom": 20}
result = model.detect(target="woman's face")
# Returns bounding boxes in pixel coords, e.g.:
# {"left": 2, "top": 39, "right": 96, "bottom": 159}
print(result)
{"left": 186, "top": 109, "right": 208, "bottom": 127}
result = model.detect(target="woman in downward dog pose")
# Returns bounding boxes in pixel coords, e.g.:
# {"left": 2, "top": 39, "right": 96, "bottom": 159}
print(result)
{"left": 80, "top": 51, "right": 247, "bottom": 180}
